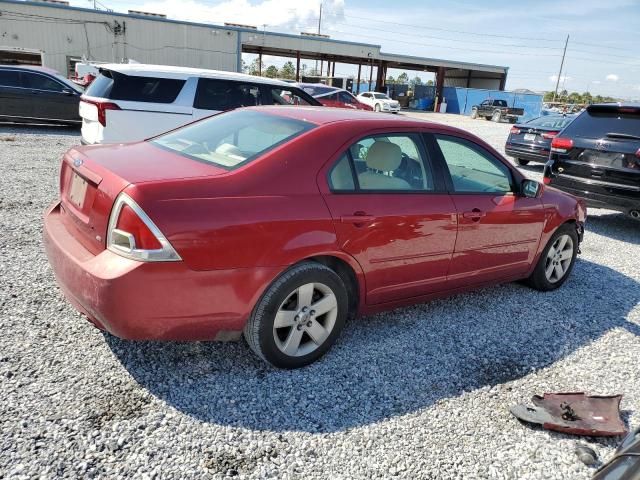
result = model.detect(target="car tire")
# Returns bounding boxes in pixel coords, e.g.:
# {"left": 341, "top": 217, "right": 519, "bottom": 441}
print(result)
{"left": 243, "top": 261, "right": 349, "bottom": 369}
{"left": 470, "top": 109, "right": 478, "bottom": 119}
{"left": 516, "top": 158, "right": 530, "bottom": 166}
{"left": 492, "top": 110, "right": 502, "bottom": 122}
{"left": 375, "top": 104, "right": 381, "bottom": 112}
{"left": 525, "top": 224, "right": 579, "bottom": 291}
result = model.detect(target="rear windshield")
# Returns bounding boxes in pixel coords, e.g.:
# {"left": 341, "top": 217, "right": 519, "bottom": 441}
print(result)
{"left": 562, "top": 109, "right": 640, "bottom": 139}
{"left": 152, "top": 110, "right": 314, "bottom": 169}
{"left": 85, "top": 70, "right": 185, "bottom": 103}
{"left": 525, "top": 115, "right": 574, "bottom": 129}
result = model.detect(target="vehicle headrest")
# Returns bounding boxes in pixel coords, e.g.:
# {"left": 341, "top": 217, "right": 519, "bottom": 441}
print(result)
{"left": 366, "top": 141, "right": 402, "bottom": 171}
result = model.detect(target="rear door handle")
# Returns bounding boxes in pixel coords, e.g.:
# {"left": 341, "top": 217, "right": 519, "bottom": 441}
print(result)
{"left": 340, "top": 212, "right": 375, "bottom": 225}
{"left": 591, "top": 169, "right": 604, "bottom": 177}
{"left": 462, "top": 209, "right": 486, "bottom": 221}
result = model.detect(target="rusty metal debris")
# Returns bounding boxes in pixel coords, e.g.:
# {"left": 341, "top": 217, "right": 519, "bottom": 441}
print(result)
{"left": 510, "top": 392, "right": 626, "bottom": 437}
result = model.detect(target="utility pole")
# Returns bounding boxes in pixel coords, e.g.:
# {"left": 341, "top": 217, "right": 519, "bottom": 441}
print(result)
{"left": 314, "top": 2, "right": 322, "bottom": 75}
{"left": 553, "top": 34, "right": 569, "bottom": 103}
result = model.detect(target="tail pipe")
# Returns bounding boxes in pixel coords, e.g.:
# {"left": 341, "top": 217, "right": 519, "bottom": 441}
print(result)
{"left": 630, "top": 210, "right": 640, "bottom": 220}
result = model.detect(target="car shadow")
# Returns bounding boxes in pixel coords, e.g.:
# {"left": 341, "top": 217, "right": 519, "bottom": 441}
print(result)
{"left": 587, "top": 211, "right": 640, "bottom": 245}
{"left": 105, "top": 258, "right": 639, "bottom": 433}
{"left": 0, "top": 122, "right": 80, "bottom": 137}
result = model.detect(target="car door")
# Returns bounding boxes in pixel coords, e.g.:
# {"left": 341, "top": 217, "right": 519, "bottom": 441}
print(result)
{"left": 358, "top": 93, "right": 372, "bottom": 108}
{"left": 337, "top": 91, "right": 358, "bottom": 109}
{"left": 22, "top": 71, "right": 80, "bottom": 121}
{"left": 320, "top": 132, "right": 457, "bottom": 305}
{"left": 430, "top": 133, "right": 546, "bottom": 287}
{"left": 0, "top": 69, "right": 29, "bottom": 118}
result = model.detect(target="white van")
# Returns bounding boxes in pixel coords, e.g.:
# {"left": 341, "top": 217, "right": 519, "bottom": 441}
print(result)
{"left": 79, "top": 64, "right": 320, "bottom": 144}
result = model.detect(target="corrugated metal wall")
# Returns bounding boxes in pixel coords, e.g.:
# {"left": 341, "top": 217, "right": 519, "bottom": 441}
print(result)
{"left": 443, "top": 87, "right": 543, "bottom": 122}
{"left": 0, "top": 2, "right": 239, "bottom": 75}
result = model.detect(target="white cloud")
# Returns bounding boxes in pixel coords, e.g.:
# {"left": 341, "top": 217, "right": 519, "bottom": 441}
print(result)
{"left": 135, "top": 0, "right": 345, "bottom": 32}
{"left": 548, "top": 75, "right": 572, "bottom": 83}
{"left": 606, "top": 74, "right": 619, "bottom": 81}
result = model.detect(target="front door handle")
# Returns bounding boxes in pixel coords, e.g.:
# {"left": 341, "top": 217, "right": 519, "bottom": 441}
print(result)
{"left": 462, "top": 209, "right": 486, "bottom": 221}
{"left": 341, "top": 212, "right": 375, "bottom": 225}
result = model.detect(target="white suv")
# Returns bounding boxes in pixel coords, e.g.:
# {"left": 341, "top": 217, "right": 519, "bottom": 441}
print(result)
{"left": 79, "top": 64, "right": 320, "bottom": 144}
{"left": 356, "top": 91, "right": 401, "bottom": 113}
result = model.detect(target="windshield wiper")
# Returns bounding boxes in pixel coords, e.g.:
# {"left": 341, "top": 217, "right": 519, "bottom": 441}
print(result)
{"left": 606, "top": 132, "right": 640, "bottom": 141}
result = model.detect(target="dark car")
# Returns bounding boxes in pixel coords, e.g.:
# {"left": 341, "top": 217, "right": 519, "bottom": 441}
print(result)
{"left": 0, "top": 65, "right": 82, "bottom": 125}
{"left": 544, "top": 103, "right": 640, "bottom": 219}
{"left": 470, "top": 99, "right": 524, "bottom": 123}
{"left": 506, "top": 115, "right": 575, "bottom": 166}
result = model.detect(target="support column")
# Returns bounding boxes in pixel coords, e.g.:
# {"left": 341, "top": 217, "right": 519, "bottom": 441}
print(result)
{"left": 368, "top": 62, "right": 373, "bottom": 91}
{"left": 499, "top": 72, "right": 507, "bottom": 90}
{"left": 375, "top": 61, "right": 385, "bottom": 92}
{"left": 296, "top": 51, "right": 300, "bottom": 82}
{"left": 435, "top": 66, "right": 445, "bottom": 112}
{"left": 320, "top": 59, "right": 323, "bottom": 76}
{"left": 356, "top": 64, "right": 361, "bottom": 94}
{"left": 331, "top": 61, "right": 336, "bottom": 77}
{"left": 258, "top": 50, "right": 262, "bottom": 76}
{"left": 466, "top": 70, "right": 472, "bottom": 88}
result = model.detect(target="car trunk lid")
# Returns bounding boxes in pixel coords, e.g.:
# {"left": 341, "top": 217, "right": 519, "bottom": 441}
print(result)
{"left": 59, "top": 142, "right": 227, "bottom": 254}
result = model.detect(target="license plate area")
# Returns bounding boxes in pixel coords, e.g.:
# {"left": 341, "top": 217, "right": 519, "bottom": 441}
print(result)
{"left": 524, "top": 133, "right": 536, "bottom": 141}
{"left": 68, "top": 172, "right": 88, "bottom": 209}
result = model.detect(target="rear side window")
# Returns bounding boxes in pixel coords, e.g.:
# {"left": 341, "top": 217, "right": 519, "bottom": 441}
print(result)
{"left": 0, "top": 70, "right": 21, "bottom": 87}
{"left": 269, "top": 88, "right": 314, "bottom": 106}
{"left": 561, "top": 109, "right": 640, "bottom": 138}
{"left": 194, "top": 79, "right": 261, "bottom": 110}
{"left": 152, "top": 110, "right": 314, "bottom": 170}
{"left": 85, "top": 70, "right": 185, "bottom": 103}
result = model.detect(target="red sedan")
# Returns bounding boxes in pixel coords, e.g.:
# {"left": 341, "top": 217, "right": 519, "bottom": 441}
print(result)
{"left": 44, "top": 107, "right": 586, "bottom": 368}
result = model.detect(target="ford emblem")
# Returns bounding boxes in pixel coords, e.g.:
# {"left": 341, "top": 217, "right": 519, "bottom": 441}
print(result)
{"left": 595, "top": 141, "right": 609, "bottom": 151}
{"left": 73, "top": 158, "right": 83, "bottom": 167}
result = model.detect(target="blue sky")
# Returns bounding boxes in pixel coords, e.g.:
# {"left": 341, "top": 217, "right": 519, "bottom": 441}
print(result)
{"left": 67, "top": 0, "right": 640, "bottom": 98}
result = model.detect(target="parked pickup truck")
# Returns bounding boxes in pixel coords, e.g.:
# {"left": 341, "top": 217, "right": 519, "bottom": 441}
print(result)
{"left": 470, "top": 99, "right": 524, "bottom": 123}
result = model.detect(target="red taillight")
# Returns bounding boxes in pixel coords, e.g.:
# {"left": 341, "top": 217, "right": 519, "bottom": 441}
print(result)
{"left": 636, "top": 148, "right": 640, "bottom": 159}
{"left": 543, "top": 177, "right": 551, "bottom": 185}
{"left": 542, "top": 131, "right": 560, "bottom": 139}
{"left": 510, "top": 127, "right": 521, "bottom": 134}
{"left": 116, "top": 204, "right": 162, "bottom": 250}
{"left": 551, "top": 137, "right": 574, "bottom": 152}
{"left": 81, "top": 99, "right": 120, "bottom": 127}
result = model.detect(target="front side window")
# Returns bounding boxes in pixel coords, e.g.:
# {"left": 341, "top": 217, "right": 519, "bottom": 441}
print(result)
{"left": 270, "top": 87, "right": 313, "bottom": 106}
{"left": 435, "top": 135, "right": 513, "bottom": 193}
{"left": 152, "top": 110, "right": 314, "bottom": 170}
{"left": 373, "top": 93, "right": 390, "bottom": 100}
{"left": 194, "top": 78, "right": 261, "bottom": 110}
{"left": 328, "top": 134, "right": 433, "bottom": 192}
{"left": 23, "top": 72, "right": 63, "bottom": 92}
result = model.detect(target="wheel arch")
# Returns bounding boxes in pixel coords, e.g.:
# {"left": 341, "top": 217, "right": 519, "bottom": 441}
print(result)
{"left": 307, "top": 254, "right": 363, "bottom": 319}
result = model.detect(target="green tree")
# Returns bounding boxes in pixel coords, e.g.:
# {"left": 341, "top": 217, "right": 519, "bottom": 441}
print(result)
{"left": 397, "top": 72, "right": 409, "bottom": 84}
{"left": 280, "top": 61, "right": 296, "bottom": 80}
{"left": 264, "top": 65, "right": 279, "bottom": 78}
{"left": 247, "top": 58, "right": 264, "bottom": 76}
{"left": 410, "top": 76, "right": 422, "bottom": 89}
{"left": 386, "top": 75, "right": 396, "bottom": 84}
{"left": 426, "top": 79, "right": 434, "bottom": 86}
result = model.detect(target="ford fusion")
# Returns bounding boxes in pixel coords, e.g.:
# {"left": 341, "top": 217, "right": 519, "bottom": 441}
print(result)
{"left": 44, "top": 107, "right": 586, "bottom": 368}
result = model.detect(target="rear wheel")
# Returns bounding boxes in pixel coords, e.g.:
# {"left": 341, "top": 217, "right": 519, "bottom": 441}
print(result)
{"left": 525, "top": 225, "right": 578, "bottom": 291}
{"left": 244, "top": 262, "right": 348, "bottom": 368}
{"left": 492, "top": 110, "right": 502, "bottom": 122}
{"left": 516, "top": 158, "right": 530, "bottom": 166}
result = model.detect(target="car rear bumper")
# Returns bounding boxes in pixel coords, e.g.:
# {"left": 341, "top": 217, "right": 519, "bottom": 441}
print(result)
{"left": 43, "top": 201, "right": 279, "bottom": 341}
{"left": 505, "top": 144, "right": 549, "bottom": 163}
{"left": 549, "top": 176, "right": 640, "bottom": 214}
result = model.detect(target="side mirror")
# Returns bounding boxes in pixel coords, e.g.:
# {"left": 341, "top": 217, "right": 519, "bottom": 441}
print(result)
{"left": 521, "top": 179, "right": 541, "bottom": 198}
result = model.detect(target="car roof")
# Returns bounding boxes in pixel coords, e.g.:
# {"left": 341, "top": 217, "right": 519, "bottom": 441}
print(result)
{"left": 99, "top": 63, "right": 294, "bottom": 86}
{"left": 0, "top": 64, "right": 61, "bottom": 76}
{"left": 243, "top": 106, "right": 455, "bottom": 130}
{"left": 587, "top": 102, "right": 640, "bottom": 111}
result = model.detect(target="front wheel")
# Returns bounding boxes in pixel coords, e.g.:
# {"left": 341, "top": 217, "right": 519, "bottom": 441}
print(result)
{"left": 244, "top": 262, "right": 349, "bottom": 368}
{"left": 470, "top": 109, "right": 478, "bottom": 119}
{"left": 374, "top": 103, "right": 381, "bottom": 112}
{"left": 516, "top": 158, "right": 530, "bottom": 166}
{"left": 525, "top": 225, "right": 578, "bottom": 291}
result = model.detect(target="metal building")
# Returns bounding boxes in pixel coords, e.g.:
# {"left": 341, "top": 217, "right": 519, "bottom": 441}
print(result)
{"left": 0, "top": 0, "right": 509, "bottom": 101}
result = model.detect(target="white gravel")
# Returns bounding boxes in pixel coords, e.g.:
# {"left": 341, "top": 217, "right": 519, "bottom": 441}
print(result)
{"left": 1, "top": 117, "right": 639, "bottom": 480}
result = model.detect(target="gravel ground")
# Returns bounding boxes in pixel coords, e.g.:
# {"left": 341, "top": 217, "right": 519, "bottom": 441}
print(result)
{"left": 1, "top": 116, "right": 639, "bottom": 480}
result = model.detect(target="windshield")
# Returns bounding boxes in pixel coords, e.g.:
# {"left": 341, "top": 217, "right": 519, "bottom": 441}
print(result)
{"left": 373, "top": 93, "right": 390, "bottom": 100}
{"left": 526, "top": 116, "right": 574, "bottom": 129}
{"left": 152, "top": 110, "right": 314, "bottom": 169}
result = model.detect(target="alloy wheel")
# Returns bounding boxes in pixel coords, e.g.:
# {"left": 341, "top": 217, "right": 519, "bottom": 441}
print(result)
{"left": 272, "top": 282, "right": 338, "bottom": 357}
{"left": 544, "top": 234, "right": 574, "bottom": 283}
